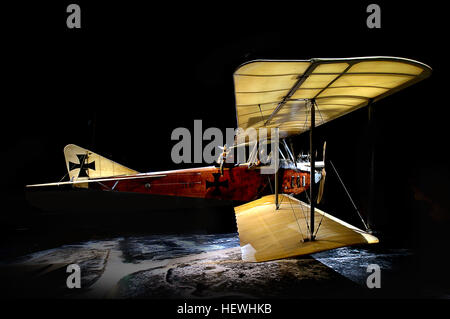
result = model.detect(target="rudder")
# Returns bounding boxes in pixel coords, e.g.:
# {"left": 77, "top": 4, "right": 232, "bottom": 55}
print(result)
{"left": 63, "top": 144, "right": 139, "bottom": 186}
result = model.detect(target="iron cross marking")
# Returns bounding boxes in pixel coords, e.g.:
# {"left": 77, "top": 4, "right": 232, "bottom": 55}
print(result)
{"left": 69, "top": 154, "right": 96, "bottom": 178}
{"left": 206, "top": 172, "right": 228, "bottom": 196}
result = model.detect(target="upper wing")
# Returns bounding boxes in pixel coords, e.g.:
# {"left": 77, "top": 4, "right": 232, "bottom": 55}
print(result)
{"left": 234, "top": 56, "right": 431, "bottom": 138}
{"left": 234, "top": 194, "right": 378, "bottom": 262}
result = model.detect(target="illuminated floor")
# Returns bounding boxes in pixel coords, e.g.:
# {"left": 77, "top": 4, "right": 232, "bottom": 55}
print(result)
{"left": 2, "top": 233, "right": 441, "bottom": 299}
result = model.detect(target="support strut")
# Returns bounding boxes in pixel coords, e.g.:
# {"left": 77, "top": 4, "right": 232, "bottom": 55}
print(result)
{"left": 309, "top": 99, "right": 316, "bottom": 240}
{"left": 367, "top": 99, "right": 375, "bottom": 231}
{"left": 275, "top": 164, "right": 279, "bottom": 209}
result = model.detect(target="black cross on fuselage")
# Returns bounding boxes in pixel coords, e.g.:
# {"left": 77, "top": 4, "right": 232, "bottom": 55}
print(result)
{"left": 205, "top": 172, "right": 228, "bottom": 196}
{"left": 69, "top": 154, "right": 96, "bottom": 178}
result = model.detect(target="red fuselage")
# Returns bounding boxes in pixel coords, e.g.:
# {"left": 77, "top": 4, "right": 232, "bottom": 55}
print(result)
{"left": 89, "top": 164, "right": 311, "bottom": 204}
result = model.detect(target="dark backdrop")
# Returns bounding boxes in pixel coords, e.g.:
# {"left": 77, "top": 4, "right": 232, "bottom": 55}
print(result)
{"left": 1, "top": 2, "right": 448, "bottom": 263}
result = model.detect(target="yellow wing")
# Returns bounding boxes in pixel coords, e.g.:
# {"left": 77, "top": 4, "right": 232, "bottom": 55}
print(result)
{"left": 234, "top": 56, "right": 431, "bottom": 138}
{"left": 234, "top": 194, "right": 378, "bottom": 262}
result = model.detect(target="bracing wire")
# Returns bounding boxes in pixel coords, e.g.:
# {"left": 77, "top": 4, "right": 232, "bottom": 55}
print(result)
{"left": 304, "top": 187, "right": 311, "bottom": 204}
{"left": 287, "top": 196, "right": 305, "bottom": 242}
{"left": 302, "top": 102, "right": 310, "bottom": 132}
{"left": 278, "top": 193, "right": 286, "bottom": 206}
{"left": 297, "top": 196, "right": 311, "bottom": 235}
{"left": 58, "top": 172, "right": 69, "bottom": 183}
{"left": 258, "top": 104, "right": 265, "bottom": 124}
{"left": 267, "top": 176, "right": 273, "bottom": 193}
{"left": 314, "top": 210, "right": 326, "bottom": 238}
{"left": 314, "top": 99, "right": 325, "bottom": 126}
{"left": 329, "top": 160, "right": 369, "bottom": 231}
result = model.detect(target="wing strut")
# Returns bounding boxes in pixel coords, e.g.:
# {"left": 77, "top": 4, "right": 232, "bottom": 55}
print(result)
{"left": 309, "top": 99, "right": 316, "bottom": 241}
{"left": 275, "top": 157, "right": 279, "bottom": 209}
{"left": 367, "top": 99, "right": 375, "bottom": 231}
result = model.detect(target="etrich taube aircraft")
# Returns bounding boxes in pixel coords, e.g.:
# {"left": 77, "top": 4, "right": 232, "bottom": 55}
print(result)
{"left": 26, "top": 57, "right": 431, "bottom": 262}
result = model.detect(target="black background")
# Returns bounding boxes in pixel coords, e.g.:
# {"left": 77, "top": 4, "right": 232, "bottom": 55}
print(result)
{"left": 1, "top": 0, "right": 449, "bottom": 306}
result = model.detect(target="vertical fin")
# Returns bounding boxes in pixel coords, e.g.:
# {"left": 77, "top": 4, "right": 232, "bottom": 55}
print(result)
{"left": 63, "top": 144, "right": 139, "bottom": 188}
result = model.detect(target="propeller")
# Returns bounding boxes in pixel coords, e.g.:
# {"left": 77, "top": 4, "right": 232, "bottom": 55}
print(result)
{"left": 316, "top": 141, "right": 326, "bottom": 204}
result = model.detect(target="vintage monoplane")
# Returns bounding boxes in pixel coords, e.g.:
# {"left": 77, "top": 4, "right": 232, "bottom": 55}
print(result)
{"left": 26, "top": 57, "right": 431, "bottom": 262}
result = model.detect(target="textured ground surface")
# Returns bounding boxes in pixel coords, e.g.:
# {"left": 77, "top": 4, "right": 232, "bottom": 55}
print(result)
{"left": 0, "top": 233, "right": 438, "bottom": 299}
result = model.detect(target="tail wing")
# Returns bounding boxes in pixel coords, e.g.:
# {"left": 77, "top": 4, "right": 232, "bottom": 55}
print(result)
{"left": 234, "top": 194, "right": 378, "bottom": 262}
{"left": 64, "top": 144, "right": 139, "bottom": 184}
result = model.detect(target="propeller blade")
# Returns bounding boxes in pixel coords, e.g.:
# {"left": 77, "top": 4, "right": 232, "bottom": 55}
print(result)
{"left": 317, "top": 168, "right": 326, "bottom": 204}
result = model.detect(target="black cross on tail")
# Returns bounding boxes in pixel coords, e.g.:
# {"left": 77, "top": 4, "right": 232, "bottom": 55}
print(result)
{"left": 69, "top": 154, "right": 96, "bottom": 178}
{"left": 206, "top": 172, "right": 228, "bottom": 196}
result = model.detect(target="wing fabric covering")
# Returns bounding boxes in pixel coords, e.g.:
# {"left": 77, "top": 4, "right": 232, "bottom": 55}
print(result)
{"left": 234, "top": 194, "right": 378, "bottom": 262}
{"left": 234, "top": 57, "right": 431, "bottom": 139}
